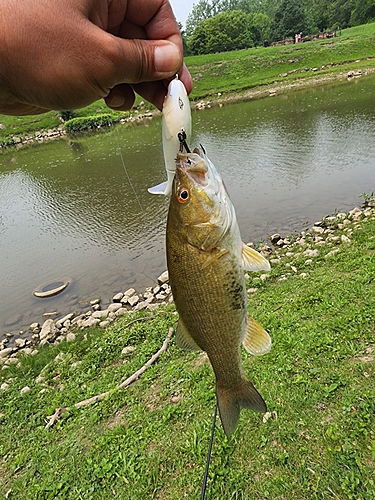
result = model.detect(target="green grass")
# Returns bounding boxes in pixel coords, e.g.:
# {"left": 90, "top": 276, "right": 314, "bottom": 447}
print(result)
{"left": 185, "top": 23, "right": 375, "bottom": 99}
{"left": 1, "top": 208, "right": 374, "bottom": 499}
{"left": 1, "top": 23, "right": 375, "bottom": 146}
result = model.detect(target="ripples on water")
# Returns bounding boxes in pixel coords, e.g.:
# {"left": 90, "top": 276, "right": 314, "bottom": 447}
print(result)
{"left": 1, "top": 76, "right": 375, "bottom": 336}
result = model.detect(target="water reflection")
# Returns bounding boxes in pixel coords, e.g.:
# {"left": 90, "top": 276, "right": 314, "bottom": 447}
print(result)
{"left": 1, "top": 76, "right": 375, "bottom": 336}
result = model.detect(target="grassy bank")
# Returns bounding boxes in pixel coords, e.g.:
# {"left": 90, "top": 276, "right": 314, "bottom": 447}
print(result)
{"left": 1, "top": 203, "right": 374, "bottom": 499}
{"left": 1, "top": 23, "right": 375, "bottom": 146}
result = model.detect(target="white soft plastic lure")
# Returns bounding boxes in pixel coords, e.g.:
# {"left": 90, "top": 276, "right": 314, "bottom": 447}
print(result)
{"left": 148, "top": 76, "right": 191, "bottom": 195}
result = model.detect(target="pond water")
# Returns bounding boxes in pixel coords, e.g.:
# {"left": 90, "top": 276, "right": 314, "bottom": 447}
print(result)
{"left": 1, "top": 74, "right": 375, "bottom": 338}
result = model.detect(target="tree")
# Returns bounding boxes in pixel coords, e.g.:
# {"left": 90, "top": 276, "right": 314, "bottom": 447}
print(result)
{"left": 351, "top": 0, "right": 375, "bottom": 25}
{"left": 187, "top": 10, "right": 272, "bottom": 54}
{"left": 185, "top": 0, "right": 223, "bottom": 37}
{"left": 270, "top": 0, "right": 311, "bottom": 41}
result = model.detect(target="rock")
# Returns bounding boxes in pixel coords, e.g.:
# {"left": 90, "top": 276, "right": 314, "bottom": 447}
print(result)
{"left": 259, "top": 244, "right": 272, "bottom": 257}
{"left": 325, "top": 249, "right": 340, "bottom": 258}
{"left": 147, "top": 303, "right": 160, "bottom": 311}
{"left": 66, "top": 333, "right": 76, "bottom": 342}
{"left": 157, "top": 271, "right": 169, "bottom": 285}
{"left": 99, "top": 321, "right": 111, "bottom": 328}
{"left": 40, "top": 319, "right": 58, "bottom": 342}
{"left": 134, "top": 301, "right": 148, "bottom": 311}
{"left": 35, "top": 375, "right": 44, "bottom": 384}
{"left": 304, "top": 249, "right": 319, "bottom": 258}
{"left": 124, "top": 288, "right": 136, "bottom": 298}
{"left": 115, "top": 307, "right": 128, "bottom": 316}
{"left": 90, "top": 298, "right": 101, "bottom": 306}
{"left": 55, "top": 313, "right": 74, "bottom": 329}
{"left": 311, "top": 226, "right": 324, "bottom": 234}
{"left": 108, "top": 303, "right": 123, "bottom": 313}
{"left": 20, "top": 386, "right": 31, "bottom": 394}
{"left": 349, "top": 207, "right": 362, "bottom": 219}
{"left": 29, "top": 322, "right": 40, "bottom": 333}
{"left": 112, "top": 292, "right": 124, "bottom": 302}
{"left": 81, "top": 317, "right": 100, "bottom": 328}
{"left": 14, "top": 338, "right": 26, "bottom": 348}
{"left": 128, "top": 295, "right": 139, "bottom": 307}
{"left": 247, "top": 288, "right": 259, "bottom": 294}
{"left": 341, "top": 235, "right": 351, "bottom": 243}
{"left": 270, "top": 233, "right": 281, "bottom": 244}
{"left": 0, "top": 348, "right": 13, "bottom": 359}
{"left": 122, "top": 346, "right": 136, "bottom": 355}
{"left": 92, "top": 309, "right": 109, "bottom": 319}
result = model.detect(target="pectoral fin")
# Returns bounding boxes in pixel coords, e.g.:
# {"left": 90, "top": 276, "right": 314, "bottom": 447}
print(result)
{"left": 242, "top": 244, "right": 271, "bottom": 272}
{"left": 176, "top": 319, "right": 201, "bottom": 351}
{"left": 242, "top": 315, "right": 272, "bottom": 356}
{"left": 148, "top": 181, "right": 169, "bottom": 195}
{"left": 202, "top": 247, "right": 229, "bottom": 269}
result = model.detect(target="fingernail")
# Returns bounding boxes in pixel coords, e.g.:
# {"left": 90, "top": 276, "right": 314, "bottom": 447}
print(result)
{"left": 154, "top": 43, "right": 180, "bottom": 74}
{"left": 107, "top": 93, "right": 125, "bottom": 108}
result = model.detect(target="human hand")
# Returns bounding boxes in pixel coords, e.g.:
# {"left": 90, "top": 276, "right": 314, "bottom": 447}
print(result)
{"left": 0, "top": 0, "right": 192, "bottom": 115}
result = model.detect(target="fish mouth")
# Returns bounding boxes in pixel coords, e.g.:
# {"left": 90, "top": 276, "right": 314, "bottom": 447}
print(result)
{"left": 177, "top": 153, "right": 208, "bottom": 186}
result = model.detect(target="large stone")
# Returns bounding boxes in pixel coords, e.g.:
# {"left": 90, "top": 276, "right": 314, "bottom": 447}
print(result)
{"left": 66, "top": 333, "right": 76, "bottom": 342}
{"left": 128, "top": 295, "right": 139, "bottom": 307}
{"left": 0, "top": 348, "right": 13, "bottom": 359}
{"left": 112, "top": 292, "right": 124, "bottom": 302}
{"left": 304, "top": 249, "right": 319, "bottom": 258}
{"left": 92, "top": 309, "right": 109, "bottom": 319}
{"left": 40, "top": 319, "right": 58, "bottom": 341}
{"left": 81, "top": 317, "right": 100, "bottom": 328}
{"left": 108, "top": 303, "right": 123, "bottom": 313}
{"left": 270, "top": 233, "right": 281, "bottom": 244}
{"left": 55, "top": 313, "right": 74, "bottom": 329}
{"left": 157, "top": 271, "right": 169, "bottom": 285}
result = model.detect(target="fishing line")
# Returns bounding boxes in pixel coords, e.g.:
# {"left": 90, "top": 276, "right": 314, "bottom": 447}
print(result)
{"left": 115, "top": 140, "right": 146, "bottom": 219}
{"left": 200, "top": 399, "right": 218, "bottom": 500}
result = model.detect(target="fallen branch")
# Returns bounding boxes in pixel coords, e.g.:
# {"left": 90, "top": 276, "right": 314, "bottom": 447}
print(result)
{"left": 45, "top": 327, "right": 174, "bottom": 429}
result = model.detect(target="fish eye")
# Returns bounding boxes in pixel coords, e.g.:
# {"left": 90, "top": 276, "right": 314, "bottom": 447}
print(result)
{"left": 177, "top": 188, "right": 189, "bottom": 203}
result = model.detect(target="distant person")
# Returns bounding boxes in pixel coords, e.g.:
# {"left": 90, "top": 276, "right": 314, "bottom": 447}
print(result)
{"left": 0, "top": 0, "right": 193, "bottom": 116}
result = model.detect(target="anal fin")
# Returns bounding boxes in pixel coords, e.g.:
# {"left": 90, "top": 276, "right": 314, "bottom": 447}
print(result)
{"left": 243, "top": 315, "right": 272, "bottom": 356}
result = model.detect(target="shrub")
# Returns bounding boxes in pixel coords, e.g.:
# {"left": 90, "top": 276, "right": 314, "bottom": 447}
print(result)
{"left": 63, "top": 114, "right": 117, "bottom": 133}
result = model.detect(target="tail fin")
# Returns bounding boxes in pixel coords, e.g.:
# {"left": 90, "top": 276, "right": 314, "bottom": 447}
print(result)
{"left": 216, "top": 378, "right": 266, "bottom": 438}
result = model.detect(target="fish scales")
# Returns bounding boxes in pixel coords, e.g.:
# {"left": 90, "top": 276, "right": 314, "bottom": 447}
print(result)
{"left": 168, "top": 232, "right": 246, "bottom": 387}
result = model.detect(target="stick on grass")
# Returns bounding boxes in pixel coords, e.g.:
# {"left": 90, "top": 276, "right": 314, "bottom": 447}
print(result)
{"left": 45, "top": 327, "right": 174, "bottom": 429}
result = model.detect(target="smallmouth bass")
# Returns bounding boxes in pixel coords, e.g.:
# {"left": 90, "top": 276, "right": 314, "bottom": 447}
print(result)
{"left": 166, "top": 149, "right": 271, "bottom": 437}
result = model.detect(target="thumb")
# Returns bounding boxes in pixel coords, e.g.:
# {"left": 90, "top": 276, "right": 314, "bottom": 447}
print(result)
{"left": 112, "top": 38, "right": 182, "bottom": 84}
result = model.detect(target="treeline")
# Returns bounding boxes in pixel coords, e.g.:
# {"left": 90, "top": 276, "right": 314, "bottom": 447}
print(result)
{"left": 182, "top": 0, "right": 375, "bottom": 54}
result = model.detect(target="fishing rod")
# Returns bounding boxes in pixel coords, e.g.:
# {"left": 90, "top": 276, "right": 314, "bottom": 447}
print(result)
{"left": 200, "top": 399, "right": 218, "bottom": 500}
